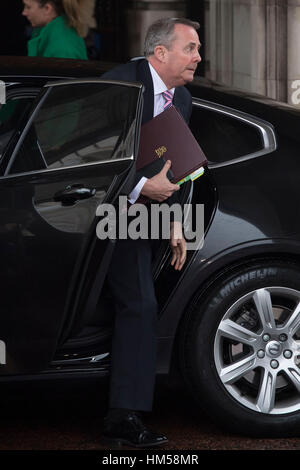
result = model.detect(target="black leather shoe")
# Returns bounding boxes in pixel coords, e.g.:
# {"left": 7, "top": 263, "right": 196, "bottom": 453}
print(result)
{"left": 102, "top": 411, "right": 168, "bottom": 448}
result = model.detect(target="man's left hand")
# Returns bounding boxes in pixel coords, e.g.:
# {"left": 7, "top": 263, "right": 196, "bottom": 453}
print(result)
{"left": 170, "top": 221, "right": 186, "bottom": 271}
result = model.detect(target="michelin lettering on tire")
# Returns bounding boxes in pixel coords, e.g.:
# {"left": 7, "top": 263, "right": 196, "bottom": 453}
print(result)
{"left": 211, "top": 267, "right": 278, "bottom": 305}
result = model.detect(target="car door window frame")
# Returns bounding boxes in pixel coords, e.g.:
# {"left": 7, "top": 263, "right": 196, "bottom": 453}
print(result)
{"left": 192, "top": 98, "right": 277, "bottom": 169}
{"left": 0, "top": 86, "right": 40, "bottom": 170}
{"left": 4, "top": 79, "right": 144, "bottom": 178}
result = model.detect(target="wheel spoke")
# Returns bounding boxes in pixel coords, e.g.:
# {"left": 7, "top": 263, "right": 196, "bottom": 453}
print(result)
{"left": 256, "top": 369, "right": 277, "bottom": 413}
{"left": 284, "top": 367, "right": 300, "bottom": 393}
{"left": 219, "top": 353, "right": 257, "bottom": 385}
{"left": 214, "top": 281, "right": 300, "bottom": 415}
{"left": 285, "top": 301, "right": 300, "bottom": 337}
{"left": 218, "top": 318, "right": 259, "bottom": 346}
{"left": 253, "top": 289, "right": 276, "bottom": 330}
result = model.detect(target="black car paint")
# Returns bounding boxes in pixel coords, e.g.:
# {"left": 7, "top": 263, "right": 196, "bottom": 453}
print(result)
{"left": 0, "top": 65, "right": 145, "bottom": 376}
{"left": 0, "top": 57, "right": 299, "bottom": 383}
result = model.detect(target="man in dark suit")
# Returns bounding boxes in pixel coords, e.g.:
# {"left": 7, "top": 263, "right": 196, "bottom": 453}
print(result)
{"left": 102, "top": 17, "right": 201, "bottom": 447}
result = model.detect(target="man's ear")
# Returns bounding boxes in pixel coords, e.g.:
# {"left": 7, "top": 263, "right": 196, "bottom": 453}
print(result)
{"left": 153, "top": 45, "right": 167, "bottom": 63}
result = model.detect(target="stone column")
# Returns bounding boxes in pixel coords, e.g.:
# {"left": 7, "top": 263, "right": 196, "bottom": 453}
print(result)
{"left": 265, "top": 0, "right": 287, "bottom": 102}
{"left": 250, "top": 0, "right": 267, "bottom": 96}
{"left": 206, "top": 0, "right": 300, "bottom": 106}
{"left": 287, "top": 0, "right": 300, "bottom": 106}
{"left": 231, "top": 0, "right": 268, "bottom": 95}
{"left": 232, "top": 0, "right": 252, "bottom": 91}
{"left": 204, "top": 0, "right": 211, "bottom": 77}
{"left": 208, "top": 0, "right": 266, "bottom": 92}
{"left": 208, "top": 0, "right": 234, "bottom": 84}
{"left": 207, "top": 0, "right": 218, "bottom": 81}
{"left": 220, "top": 0, "right": 234, "bottom": 84}
{"left": 126, "top": 0, "right": 187, "bottom": 58}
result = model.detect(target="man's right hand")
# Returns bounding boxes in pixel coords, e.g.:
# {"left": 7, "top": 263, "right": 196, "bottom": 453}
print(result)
{"left": 140, "top": 160, "right": 180, "bottom": 202}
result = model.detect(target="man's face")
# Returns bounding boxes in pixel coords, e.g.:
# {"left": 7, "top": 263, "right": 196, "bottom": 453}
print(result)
{"left": 162, "top": 24, "right": 201, "bottom": 88}
{"left": 22, "top": 0, "right": 50, "bottom": 28}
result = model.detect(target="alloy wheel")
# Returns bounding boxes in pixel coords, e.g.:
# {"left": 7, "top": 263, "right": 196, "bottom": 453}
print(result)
{"left": 214, "top": 287, "right": 300, "bottom": 414}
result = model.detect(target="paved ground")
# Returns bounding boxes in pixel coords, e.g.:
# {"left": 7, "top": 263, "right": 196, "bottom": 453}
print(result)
{"left": 0, "top": 378, "right": 299, "bottom": 451}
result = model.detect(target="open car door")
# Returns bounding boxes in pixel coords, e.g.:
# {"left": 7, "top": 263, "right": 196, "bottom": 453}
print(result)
{"left": 0, "top": 79, "right": 143, "bottom": 375}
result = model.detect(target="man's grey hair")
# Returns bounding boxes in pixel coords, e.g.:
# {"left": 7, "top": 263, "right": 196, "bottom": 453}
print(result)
{"left": 144, "top": 17, "right": 200, "bottom": 57}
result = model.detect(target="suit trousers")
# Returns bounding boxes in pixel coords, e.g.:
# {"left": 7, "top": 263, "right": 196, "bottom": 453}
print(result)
{"left": 106, "top": 238, "right": 158, "bottom": 411}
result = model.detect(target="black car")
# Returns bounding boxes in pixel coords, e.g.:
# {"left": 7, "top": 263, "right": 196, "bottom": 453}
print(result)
{"left": 1, "top": 56, "right": 300, "bottom": 437}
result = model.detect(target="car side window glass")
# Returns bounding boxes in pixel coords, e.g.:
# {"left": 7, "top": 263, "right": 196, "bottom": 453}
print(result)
{"left": 190, "top": 105, "right": 264, "bottom": 164}
{"left": 0, "top": 98, "right": 33, "bottom": 159}
{"left": 9, "top": 83, "right": 139, "bottom": 175}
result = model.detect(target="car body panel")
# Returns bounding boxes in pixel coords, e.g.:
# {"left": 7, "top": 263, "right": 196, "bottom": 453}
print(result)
{"left": 154, "top": 92, "right": 300, "bottom": 371}
{"left": 0, "top": 57, "right": 300, "bottom": 384}
{"left": 0, "top": 75, "right": 144, "bottom": 375}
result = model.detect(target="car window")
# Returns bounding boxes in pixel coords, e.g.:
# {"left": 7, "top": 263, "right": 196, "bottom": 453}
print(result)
{"left": 9, "top": 82, "right": 139, "bottom": 175}
{"left": 0, "top": 98, "right": 33, "bottom": 159}
{"left": 190, "top": 104, "right": 264, "bottom": 165}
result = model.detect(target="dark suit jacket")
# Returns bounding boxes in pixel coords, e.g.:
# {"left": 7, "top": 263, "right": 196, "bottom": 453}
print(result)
{"left": 101, "top": 58, "right": 193, "bottom": 209}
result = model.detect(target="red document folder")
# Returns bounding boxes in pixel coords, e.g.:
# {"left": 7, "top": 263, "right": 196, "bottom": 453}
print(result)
{"left": 136, "top": 105, "right": 208, "bottom": 183}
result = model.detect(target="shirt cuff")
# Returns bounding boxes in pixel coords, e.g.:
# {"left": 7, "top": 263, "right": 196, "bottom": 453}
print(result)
{"left": 128, "top": 177, "right": 148, "bottom": 204}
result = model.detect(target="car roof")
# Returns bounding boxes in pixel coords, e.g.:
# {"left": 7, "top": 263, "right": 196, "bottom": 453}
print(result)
{"left": 2, "top": 55, "right": 300, "bottom": 119}
{"left": 0, "top": 56, "right": 116, "bottom": 84}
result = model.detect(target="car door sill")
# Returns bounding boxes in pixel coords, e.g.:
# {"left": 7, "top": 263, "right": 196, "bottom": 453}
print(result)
{"left": 54, "top": 325, "right": 112, "bottom": 363}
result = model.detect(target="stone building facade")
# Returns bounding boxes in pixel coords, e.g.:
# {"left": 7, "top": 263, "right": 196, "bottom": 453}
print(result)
{"left": 122, "top": 0, "right": 300, "bottom": 107}
{"left": 205, "top": 0, "right": 300, "bottom": 107}
{"left": 8, "top": 0, "right": 300, "bottom": 106}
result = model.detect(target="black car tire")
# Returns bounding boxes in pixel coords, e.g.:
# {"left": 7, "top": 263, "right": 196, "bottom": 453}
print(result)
{"left": 181, "top": 260, "right": 300, "bottom": 437}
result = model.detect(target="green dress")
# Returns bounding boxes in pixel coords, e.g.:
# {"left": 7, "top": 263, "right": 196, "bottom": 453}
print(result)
{"left": 27, "top": 15, "right": 88, "bottom": 60}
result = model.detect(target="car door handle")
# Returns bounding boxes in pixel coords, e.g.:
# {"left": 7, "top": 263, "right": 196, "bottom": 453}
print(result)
{"left": 54, "top": 184, "right": 96, "bottom": 206}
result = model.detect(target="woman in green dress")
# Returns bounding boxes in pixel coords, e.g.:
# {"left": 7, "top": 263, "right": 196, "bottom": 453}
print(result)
{"left": 22, "top": 0, "right": 95, "bottom": 59}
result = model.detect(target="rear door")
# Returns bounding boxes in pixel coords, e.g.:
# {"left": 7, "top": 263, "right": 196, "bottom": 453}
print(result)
{"left": 0, "top": 79, "right": 143, "bottom": 375}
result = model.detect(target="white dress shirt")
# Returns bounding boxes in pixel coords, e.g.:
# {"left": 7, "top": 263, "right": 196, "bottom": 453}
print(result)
{"left": 128, "top": 62, "right": 175, "bottom": 204}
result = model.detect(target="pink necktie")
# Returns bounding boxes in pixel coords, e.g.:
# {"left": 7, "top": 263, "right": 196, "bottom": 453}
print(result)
{"left": 162, "top": 90, "right": 173, "bottom": 109}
